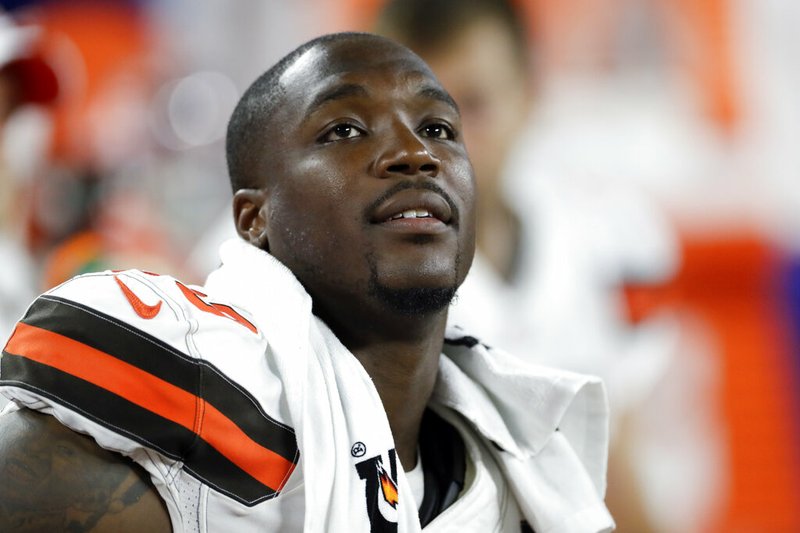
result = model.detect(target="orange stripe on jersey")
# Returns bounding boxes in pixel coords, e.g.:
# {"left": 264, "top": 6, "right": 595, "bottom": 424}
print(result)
{"left": 200, "top": 402, "right": 297, "bottom": 492}
{"left": 6, "top": 322, "right": 197, "bottom": 429}
{"left": 6, "top": 322, "right": 296, "bottom": 492}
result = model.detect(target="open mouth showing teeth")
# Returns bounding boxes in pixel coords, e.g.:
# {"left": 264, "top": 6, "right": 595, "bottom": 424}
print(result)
{"left": 369, "top": 189, "right": 453, "bottom": 226}
{"left": 390, "top": 209, "right": 433, "bottom": 221}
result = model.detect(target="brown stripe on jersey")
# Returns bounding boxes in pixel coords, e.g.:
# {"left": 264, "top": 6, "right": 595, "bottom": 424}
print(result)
{"left": 16, "top": 296, "right": 298, "bottom": 461}
{"left": 0, "top": 353, "right": 285, "bottom": 504}
{"left": 1, "top": 295, "right": 299, "bottom": 505}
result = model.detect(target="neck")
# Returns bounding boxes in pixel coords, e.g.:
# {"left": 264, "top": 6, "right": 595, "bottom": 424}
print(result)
{"left": 318, "top": 303, "right": 448, "bottom": 470}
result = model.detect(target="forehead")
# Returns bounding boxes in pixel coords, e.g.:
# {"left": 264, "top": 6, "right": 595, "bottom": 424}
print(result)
{"left": 278, "top": 38, "right": 453, "bottom": 116}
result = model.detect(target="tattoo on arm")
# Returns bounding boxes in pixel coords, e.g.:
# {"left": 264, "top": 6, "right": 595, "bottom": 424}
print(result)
{"left": 0, "top": 408, "right": 171, "bottom": 532}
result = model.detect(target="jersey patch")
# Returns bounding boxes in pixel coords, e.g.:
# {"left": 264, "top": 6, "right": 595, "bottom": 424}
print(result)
{"left": 114, "top": 275, "right": 163, "bottom": 319}
{"left": 0, "top": 295, "right": 298, "bottom": 506}
{"left": 356, "top": 449, "right": 400, "bottom": 533}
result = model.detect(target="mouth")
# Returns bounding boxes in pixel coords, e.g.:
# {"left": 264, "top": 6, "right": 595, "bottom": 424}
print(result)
{"left": 368, "top": 182, "right": 456, "bottom": 231}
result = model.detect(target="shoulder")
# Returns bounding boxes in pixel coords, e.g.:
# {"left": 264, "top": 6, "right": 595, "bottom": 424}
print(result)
{"left": 1, "top": 269, "right": 299, "bottom": 507}
{"left": 0, "top": 407, "right": 171, "bottom": 532}
{"left": 41, "top": 269, "right": 260, "bottom": 339}
{"left": 6, "top": 269, "right": 264, "bottom": 373}
{"left": 2, "top": 269, "right": 265, "bottom": 424}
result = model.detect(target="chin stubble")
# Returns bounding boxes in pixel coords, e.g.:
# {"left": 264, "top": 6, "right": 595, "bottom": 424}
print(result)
{"left": 366, "top": 251, "right": 461, "bottom": 317}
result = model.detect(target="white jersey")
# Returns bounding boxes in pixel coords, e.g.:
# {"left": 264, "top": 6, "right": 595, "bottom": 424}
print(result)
{"left": 0, "top": 238, "right": 614, "bottom": 533}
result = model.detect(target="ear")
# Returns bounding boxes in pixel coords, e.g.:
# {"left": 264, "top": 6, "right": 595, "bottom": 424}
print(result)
{"left": 233, "top": 188, "right": 270, "bottom": 250}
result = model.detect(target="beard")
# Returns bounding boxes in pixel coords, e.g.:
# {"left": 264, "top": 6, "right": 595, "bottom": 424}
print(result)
{"left": 368, "top": 283, "right": 458, "bottom": 316}
{"left": 367, "top": 251, "right": 461, "bottom": 317}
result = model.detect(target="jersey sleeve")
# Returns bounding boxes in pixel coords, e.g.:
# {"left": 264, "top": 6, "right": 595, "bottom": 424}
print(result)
{"left": 0, "top": 270, "right": 299, "bottom": 507}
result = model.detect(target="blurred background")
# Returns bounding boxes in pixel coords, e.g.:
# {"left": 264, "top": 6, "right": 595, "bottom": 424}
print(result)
{"left": 0, "top": 0, "right": 798, "bottom": 531}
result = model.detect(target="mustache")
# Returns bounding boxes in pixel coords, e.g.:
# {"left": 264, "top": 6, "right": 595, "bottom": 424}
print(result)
{"left": 365, "top": 180, "right": 460, "bottom": 226}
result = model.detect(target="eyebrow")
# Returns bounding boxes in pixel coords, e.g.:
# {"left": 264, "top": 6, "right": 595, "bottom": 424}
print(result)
{"left": 418, "top": 85, "right": 459, "bottom": 113}
{"left": 304, "top": 81, "right": 460, "bottom": 118}
{"left": 306, "top": 83, "right": 369, "bottom": 117}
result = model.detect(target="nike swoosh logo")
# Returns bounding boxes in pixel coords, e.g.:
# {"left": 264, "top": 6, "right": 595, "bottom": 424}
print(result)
{"left": 115, "top": 275, "right": 163, "bottom": 319}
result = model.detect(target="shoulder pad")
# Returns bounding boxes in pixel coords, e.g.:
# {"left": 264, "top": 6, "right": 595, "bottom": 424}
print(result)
{"left": 1, "top": 269, "right": 298, "bottom": 506}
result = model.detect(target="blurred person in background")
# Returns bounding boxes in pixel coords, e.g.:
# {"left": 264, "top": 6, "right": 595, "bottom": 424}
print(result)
{"left": 375, "top": 1, "right": 696, "bottom": 531}
{"left": 0, "top": 12, "right": 57, "bottom": 342}
{"left": 19, "top": 0, "right": 188, "bottom": 289}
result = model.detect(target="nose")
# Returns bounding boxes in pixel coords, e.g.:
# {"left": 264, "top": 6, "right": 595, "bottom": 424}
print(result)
{"left": 373, "top": 127, "right": 440, "bottom": 178}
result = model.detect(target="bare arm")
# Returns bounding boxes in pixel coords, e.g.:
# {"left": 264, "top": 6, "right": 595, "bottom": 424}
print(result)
{"left": 0, "top": 407, "right": 171, "bottom": 532}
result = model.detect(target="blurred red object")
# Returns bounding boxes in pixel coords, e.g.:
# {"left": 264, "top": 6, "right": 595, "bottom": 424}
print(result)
{"left": 23, "top": 0, "right": 150, "bottom": 165}
{"left": 624, "top": 231, "right": 800, "bottom": 532}
{"left": 0, "top": 14, "right": 58, "bottom": 111}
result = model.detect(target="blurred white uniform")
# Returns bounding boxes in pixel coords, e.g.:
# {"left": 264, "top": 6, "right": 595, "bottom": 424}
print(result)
{"left": 450, "top": 169, "right": 677, "bottom": 407}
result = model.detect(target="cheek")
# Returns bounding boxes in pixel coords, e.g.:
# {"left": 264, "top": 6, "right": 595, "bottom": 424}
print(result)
{"left": 269, "top": 159, "right": 342, "bottom": 246}
{"left": 267, "top": 180, "right": 366, "bottom": 279}
{"left": 269, "top": 193, "right": 336, "bottom": 259}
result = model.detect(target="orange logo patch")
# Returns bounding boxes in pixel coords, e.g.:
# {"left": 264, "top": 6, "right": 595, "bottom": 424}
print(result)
{"left": 115, "top": 275, "right": 162, "bottom": 319}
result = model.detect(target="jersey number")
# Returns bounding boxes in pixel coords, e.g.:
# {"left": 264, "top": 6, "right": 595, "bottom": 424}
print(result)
{"left": 175, "top": 281, "right": 258, "bottom": 334}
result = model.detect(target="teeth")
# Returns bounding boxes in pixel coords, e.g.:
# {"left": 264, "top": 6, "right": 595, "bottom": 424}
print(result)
{"left": 390, "top": 209, "right": 432, "bottom": 220}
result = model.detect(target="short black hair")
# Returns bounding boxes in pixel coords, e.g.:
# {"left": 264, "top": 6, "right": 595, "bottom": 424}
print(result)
{"left": 375, "top": 0, "right": 529, "bottom": 68}
{"left": 226, "top": 32, "right": 378, "bottom": 193}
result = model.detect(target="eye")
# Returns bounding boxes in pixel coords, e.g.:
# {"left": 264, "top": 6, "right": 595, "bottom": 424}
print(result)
{"left": 419, "top": 122, "right": 455, "bottom": 140}
{"left": 319, "top": 123, "right": 364, "bottom": 143}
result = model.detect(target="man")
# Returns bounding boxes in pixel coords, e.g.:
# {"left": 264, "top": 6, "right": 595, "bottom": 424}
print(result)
{"left": 0, "top": 32, "right": 613, "bottom": 532}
